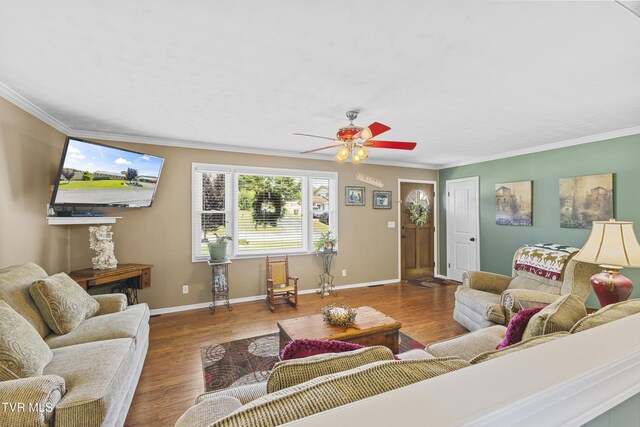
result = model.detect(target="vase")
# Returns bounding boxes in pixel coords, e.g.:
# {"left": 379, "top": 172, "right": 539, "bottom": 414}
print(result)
{"left": 208, "top": 242, "right": 229, "bottom": 262}
{"left": 591, "top": 270, "right": 634, "bottom": 307}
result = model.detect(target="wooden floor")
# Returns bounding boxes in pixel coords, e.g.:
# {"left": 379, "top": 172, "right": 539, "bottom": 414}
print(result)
{"left": 124, "top": 281, "right": 466, "bottom": 426}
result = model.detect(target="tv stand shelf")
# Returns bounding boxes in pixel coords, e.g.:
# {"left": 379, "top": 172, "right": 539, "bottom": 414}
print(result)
{"left": 47, "top": 216, "right": 122, "bottom": 225}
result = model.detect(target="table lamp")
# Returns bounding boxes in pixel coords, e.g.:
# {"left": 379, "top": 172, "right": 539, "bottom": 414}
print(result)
{"left": 573, "top": 219, "right": 640, "bottom": 307}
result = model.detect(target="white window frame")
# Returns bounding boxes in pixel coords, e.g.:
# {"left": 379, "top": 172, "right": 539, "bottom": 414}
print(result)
{"left": 192, "top": 163, "right": 338, "bottom": 262}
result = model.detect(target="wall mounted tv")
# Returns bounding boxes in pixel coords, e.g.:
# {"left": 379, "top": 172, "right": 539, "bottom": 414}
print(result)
{"left": 51, "top": 137, "right": 165, "bottom": 208}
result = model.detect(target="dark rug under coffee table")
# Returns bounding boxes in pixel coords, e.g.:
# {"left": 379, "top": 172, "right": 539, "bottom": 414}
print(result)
{"left": 201, "top": 331, "right": 424, "bottom": 393}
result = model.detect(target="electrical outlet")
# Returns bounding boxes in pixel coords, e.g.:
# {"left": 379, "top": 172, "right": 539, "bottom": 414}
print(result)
{"left": 387, "top": 221, "right": 395, "bottom": 228}
{"left": 182, "top": 285, "right": 189, "bottom": 294}
{"left": 342, "top": 269, "right": 347, "bottom": 277}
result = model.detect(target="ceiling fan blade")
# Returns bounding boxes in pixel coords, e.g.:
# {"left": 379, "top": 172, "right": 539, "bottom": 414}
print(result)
{"left": 300, "top": 144, "right": 343, "bottom": 154}
{"left": 364, "top": 140, "right": 417, "bottom": 150}
{"left": 293, "top": 133, "right": 337, "bottom": 142}
{"left": 354, "top": 122, "right": 391, "bottom": 141}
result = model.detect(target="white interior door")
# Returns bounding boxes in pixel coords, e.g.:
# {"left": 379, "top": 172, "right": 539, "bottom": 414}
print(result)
{"left": 446, "top": 177, "right": 480, "bottom": 281}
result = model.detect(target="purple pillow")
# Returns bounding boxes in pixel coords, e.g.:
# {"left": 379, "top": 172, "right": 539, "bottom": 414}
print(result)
{"left": 496, "top": 306, "right": 544, "bottom": 350}
{"left": 280, "top": 339, "right": 364, "bottom": 361}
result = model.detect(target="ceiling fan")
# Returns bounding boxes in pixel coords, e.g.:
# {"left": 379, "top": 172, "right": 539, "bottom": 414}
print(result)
{"left": 294, "top": 111, "right": 417, "bottom": 164}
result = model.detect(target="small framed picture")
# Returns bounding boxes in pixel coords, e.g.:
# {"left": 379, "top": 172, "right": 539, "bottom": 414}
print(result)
{"left": 373, "top": 191, "right": 392, "bottom": 209}
{"left": 345, "top": 186, "right": 365, "bottom": 206}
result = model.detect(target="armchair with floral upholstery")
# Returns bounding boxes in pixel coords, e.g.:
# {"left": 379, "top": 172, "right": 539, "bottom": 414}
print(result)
{"left": 453, "top": 244, "right": 600, "bottom": 331}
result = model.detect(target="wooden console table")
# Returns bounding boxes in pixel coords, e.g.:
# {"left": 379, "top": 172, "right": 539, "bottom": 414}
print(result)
{"left": 69, "top": 263, "right": 152, "bottom": 305}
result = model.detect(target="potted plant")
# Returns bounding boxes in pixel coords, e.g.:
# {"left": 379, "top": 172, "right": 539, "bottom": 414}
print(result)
{"left": 208, "top": 233, "right": 232, "bottom": 262}
{"left": 315, "top": 231, "right": 337, "bottom": 254}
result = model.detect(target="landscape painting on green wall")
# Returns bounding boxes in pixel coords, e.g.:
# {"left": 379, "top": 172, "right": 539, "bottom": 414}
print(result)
{"left": 559, "top": 173, "right": 613, "bottom": 229}
{"left": 495, "top": 181, "right": 532, "bottom": 226}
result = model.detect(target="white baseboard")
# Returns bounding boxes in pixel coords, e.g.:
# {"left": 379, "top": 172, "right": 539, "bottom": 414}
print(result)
{"left": 434, "top": 273, "right": 451, "bottom": 280}
{"left": 149, "top": 278, "right": 400, "bottom": 316}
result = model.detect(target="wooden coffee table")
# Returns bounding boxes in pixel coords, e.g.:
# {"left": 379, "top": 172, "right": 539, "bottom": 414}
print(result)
{"left": 277, "top": 306, "right": 402, "bottom": 353}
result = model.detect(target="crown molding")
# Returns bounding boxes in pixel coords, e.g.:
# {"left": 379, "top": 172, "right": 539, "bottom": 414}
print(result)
{"left": 68, "top": 129, "right": 439, "bottom": 170}
{"left": 2, "top": 80, "right": 639, "bottom": 172}
{"left": 439, "top": 125, "right": 640, "bottom": 169}
{"left": 0, "top": 82, "right": 71, "bottom": 134}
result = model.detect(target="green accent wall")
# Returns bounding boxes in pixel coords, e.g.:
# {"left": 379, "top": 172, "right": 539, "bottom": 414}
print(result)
{"left": 438, "top": 134, "right": 640, "bottom": 309}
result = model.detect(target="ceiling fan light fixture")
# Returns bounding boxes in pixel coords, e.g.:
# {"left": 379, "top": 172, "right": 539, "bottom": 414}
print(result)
{"left": 355, "top": 147, "right": 368, "bottom": 159}
{"left": 352, "top": 154, "right": 361, "bottom": 164}
{"left": 336, "top": 147, "right": 349, "bottom": 162}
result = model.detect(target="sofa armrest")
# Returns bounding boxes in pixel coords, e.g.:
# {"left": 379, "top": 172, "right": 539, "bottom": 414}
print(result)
{"left": 501, "top": 289, "right": 560, "bottom": 314}
{"left": 426, "top": 325, "right": 507, "bottom": 361}
{"left": 175, "top": 396, "right": 242, "bottom": 427}
{"left": 462, "top": 271, "right": 512, "bottom": 294}
{"left": 0, "top": 375, "right": 66, "bottom": 426}
{"left": 196, "top": 382, "right": 267, "bottom": 405}
{"left": 93, "top": 294, "right": 128, "bottom": 315}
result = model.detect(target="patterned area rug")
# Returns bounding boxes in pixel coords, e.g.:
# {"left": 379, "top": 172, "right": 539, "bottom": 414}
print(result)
{"left": 201, "top": 332, "right": 424, "bottom": 393}
{"left": 407, "top": 276, "right": 446, "bottom": 288}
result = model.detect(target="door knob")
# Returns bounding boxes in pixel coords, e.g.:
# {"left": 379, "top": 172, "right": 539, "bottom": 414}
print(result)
{"left": 470, "top": 237, "right": 476, "bottom": 242}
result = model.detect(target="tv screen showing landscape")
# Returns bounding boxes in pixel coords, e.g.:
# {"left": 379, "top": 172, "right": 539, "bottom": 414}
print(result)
{"left": 51, "top": 138, "right": 164, "bottom": 207}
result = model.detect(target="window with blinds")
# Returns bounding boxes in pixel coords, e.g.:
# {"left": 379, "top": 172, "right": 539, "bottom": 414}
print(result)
{"left": 193, "top": 169, "right": 231, "bottom": 259}
{"left": 236, "top": 174, "right": 305, "bottom": 253}
{"left": 192, "top": 164, "right": 337, "bottom": 261}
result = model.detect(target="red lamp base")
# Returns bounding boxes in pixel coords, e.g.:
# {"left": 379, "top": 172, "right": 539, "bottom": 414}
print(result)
{"left": 591, "top": 269, "right": 634, "bottom": 307}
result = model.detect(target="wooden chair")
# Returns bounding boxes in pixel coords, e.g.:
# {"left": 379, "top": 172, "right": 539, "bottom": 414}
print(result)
{"left": 266, "top": 255, "right": 298, "bottom": 312}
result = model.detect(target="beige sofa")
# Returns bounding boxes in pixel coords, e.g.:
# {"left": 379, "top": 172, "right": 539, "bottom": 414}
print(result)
{"left": 0, "top": 263, "right": 150, "bottom": 427}
{"left": 454, "top": 244, "right": 600, "bottom": 331}
{"left": 176, "top": 297, "right": 640, "bottom": 427}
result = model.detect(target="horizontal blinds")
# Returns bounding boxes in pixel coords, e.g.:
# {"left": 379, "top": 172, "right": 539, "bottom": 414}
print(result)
{"left": 237, "top": 174, "right": 303, "bottom": 252}
{"left": 194, "top": 170, "right": 228, "bottom": 258}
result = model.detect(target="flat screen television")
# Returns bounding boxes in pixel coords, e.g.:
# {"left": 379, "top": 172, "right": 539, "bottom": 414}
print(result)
{"left": 51, "top": 137, "right": 164, "bottom": 208}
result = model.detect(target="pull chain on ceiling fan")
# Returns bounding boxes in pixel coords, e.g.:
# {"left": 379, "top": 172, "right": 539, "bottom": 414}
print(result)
{"left": 294, "top": 111, "right": 417, "bottom": 164}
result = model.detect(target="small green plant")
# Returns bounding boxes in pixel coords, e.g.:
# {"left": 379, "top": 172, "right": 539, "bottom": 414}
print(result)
{"left": 315, "top": 231, "right": 337, "bottom": 254}
{"left": 212, "top": 233, "right": 233, "bottom": 244}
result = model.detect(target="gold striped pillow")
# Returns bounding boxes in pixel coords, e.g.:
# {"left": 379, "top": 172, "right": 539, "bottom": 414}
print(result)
{"left": 571, "top": 299, "right": 640, "bottom": 333}
{"left": 522, "top": 294, "right": 586, "bottom": 340}
{"left": 469, "top": 332, "right": 569, "bottom": 364}
{"left": 267, "top": 346, "right": 394, "bottom": 393}
{"left": 216, "top": 358, "right": 469, "bottom": 427}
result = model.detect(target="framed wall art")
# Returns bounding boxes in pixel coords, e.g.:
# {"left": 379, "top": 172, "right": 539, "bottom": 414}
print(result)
{"left": 372, "top": 191, "right": 392, "bottom": 209}
{"left": 495, "top": 181, "right": 533, "bottom": 226}
{"left": 559, "top": 173, "right": 613, "bottom": 229}
{"left": 345, "top": 186, "right": 365, "bottom": 206}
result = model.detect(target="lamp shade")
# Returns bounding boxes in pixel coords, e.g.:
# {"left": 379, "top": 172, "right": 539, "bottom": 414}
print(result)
{"left": 573, "top": 220, "right": 640, "bottom": 268}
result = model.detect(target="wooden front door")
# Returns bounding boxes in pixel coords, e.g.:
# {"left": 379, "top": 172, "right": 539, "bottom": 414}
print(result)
{"left": 401, "top": 182, "right": 435, "bottom": 280}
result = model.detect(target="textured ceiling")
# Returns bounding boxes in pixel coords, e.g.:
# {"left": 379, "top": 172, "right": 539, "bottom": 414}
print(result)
{"left": 1, "top": 0, "right": 639, "bottom": 168}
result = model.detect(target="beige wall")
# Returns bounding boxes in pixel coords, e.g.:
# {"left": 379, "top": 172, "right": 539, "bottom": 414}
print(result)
{"left": 68, "top": 139, "right": 437, "bottom": 310}
{"left": 0, "top": 98, "right": 69, "bottom": 272}
{"left": 0, "top": 97, "right": 436, "bottom": 309}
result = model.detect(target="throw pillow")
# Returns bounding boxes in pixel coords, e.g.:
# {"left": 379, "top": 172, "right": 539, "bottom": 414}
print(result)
{"left": 496, "top": 306, "right": 544, "bottom": 349}
{"left": 0, "top": 300, "right": 53, "bottom": 381}
{"left": 219, "top": 358, "right": 469, "bottom": 427}
{"left": 30, "top": 273, "right": 100, "bottom": 335}
{"left": 267, "top": 345, "right": 394, "bottom": 393}
{"left": 470, "top": 332, "right": 569, "bottom": 364}
{"left": 522, "top": 294, "right": 586, "bottom": 340}
{"left": 280, "top": 339, "right": 365, "bottom": 361}
{"left": 571, "top": 299, "right": 640, "bottom": 333}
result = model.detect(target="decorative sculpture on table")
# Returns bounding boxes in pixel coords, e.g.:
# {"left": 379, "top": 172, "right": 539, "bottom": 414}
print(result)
{"left": 89, "top": 225, "right": 118, "bottom": 269}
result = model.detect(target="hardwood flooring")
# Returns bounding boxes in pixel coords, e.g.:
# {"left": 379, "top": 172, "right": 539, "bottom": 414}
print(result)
{"left": 124, "top": 281, "right": 466, "bottom": 426}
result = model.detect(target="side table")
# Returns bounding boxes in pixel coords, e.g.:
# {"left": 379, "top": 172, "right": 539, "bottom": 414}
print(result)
{"left": 317, "top": 249, "right": 337, "bottom": 298}
{"left": 208, "top": 260, "right": 232, "bottom": 314}
{"left": 69, "top": 263, "right": 152, "bottom": 305}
